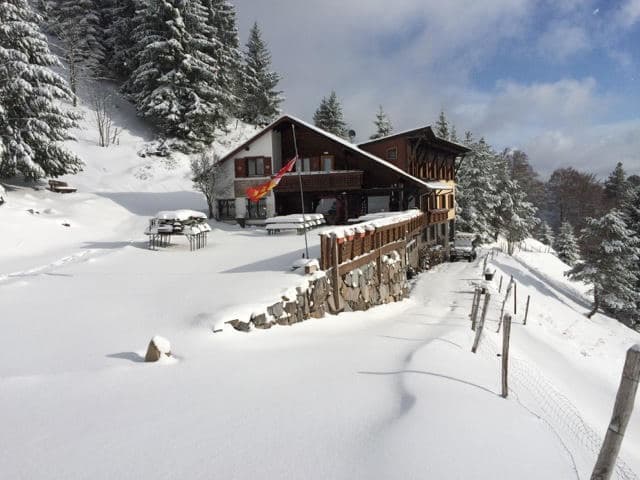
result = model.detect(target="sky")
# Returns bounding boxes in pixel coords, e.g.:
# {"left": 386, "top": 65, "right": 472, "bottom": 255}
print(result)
{"left": 232, "top": 0, "right": 640, "bottom": 179}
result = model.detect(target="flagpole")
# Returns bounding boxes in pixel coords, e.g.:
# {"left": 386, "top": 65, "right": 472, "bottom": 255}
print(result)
{"left": 291, "top": 124, "right": 310, "bottom": 259}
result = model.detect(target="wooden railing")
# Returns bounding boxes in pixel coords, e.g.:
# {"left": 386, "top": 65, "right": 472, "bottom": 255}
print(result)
{"left": 319, "top": 213, "right": 425, "bottom": 273}
{"left": 276, "top": 170, "right": 363, "bottom": 192}
{"left": 427, "top": 208, "right": 449, "bottom": 224}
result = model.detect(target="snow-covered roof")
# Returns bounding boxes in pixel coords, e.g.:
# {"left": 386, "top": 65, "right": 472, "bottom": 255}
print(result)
{"left": 358, "top": 126, "right": 471, "bottom": 153}
{"left": 218, "top": 114, "right": 448, "bottom": 192}
{"left": 424, "top": 181, "right": 453, "bottom": 191}
{"left": 321, "top": 209, "right": 422, "bottom": 239}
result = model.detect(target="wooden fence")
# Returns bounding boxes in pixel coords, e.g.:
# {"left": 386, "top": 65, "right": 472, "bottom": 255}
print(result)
{"left": 319, "top": 213, "right": 425, "bottom": 274}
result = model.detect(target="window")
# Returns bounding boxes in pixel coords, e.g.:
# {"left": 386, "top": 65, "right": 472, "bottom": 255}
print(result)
{"left": 246, "top": 198, "right": 267, "bottom": 219}
{"left": 217, "top": 199, "right": 235, "bottom": 219}
{"left": 247, "top": 157, "right": 264, "bottom": 176}
{"left": 386, "top": 147, "right": 398, "bottom": 161}
{"left": 296, "top": 157, "right": 311, "bottom": 172}
{"left": 321, "top": 155, "right": 334, "bottom": 172}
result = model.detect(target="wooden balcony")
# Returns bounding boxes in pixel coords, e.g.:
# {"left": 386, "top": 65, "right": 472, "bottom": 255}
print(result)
{"left": 275, "top": 170, "right": 363, "bottom": 193}
{"left": 427, "top": 208, "right": 449, "bottom": 224}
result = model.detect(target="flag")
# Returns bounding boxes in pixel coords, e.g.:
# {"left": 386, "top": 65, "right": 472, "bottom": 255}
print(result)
{"left": 246, "top": 156, "right": 298, "bottom": 203}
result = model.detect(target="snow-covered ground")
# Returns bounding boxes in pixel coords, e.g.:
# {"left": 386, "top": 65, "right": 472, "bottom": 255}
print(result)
{"left": 1, "top": 91, "right": 640, "bottom": 479}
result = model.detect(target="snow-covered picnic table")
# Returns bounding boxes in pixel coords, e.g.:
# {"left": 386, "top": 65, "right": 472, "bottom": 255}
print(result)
{"left": 265, "top": 213, "right": 325, "bottom": 235}
{"left": 144, "top": 210, "right": 211, "bottom": 250}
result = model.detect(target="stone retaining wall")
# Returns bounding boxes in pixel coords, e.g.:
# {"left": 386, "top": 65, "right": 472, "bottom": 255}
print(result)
{"left": 225, "top": 251, "right": 410, "bottom": 332}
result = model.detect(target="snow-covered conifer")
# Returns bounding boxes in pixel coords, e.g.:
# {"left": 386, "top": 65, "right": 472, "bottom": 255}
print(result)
{"left": 568, "top": 210, "right": 640, "bottom": 319}
{"left": 435, "top": 110, "right": 449, "bottom": 140}
{"left": 450, "top": 124, "right": 458, "bottom": 143}
{"left": 369, "top": 105, "right": 393, "bottom": 139}
{"left": 604, "top": 161, "right": 629, "bottom": 209}
{"left": 103, "top": 0, "right": 141, "bottom": 79}
{"left": 238, "top": 22, "right": 282, "bottom": 126}
{"left": 49, "top": 0, "right": 105, "bottom": 104}
{"left": 0, "top": 0, "right": 82, "bottom": 179}
{"left": 203, "top": 0, "right": 242, "bottom": 120}
{"left": 554, "top": 222, "right": 580, "bottom": 266}
{"left": 494, "top": 158, "right": 539, "bottom": 254}
{"left": 127, "top": 0, "right": 227, "bottom": 150}
{"left": 539, "top": 221, "right": 554, "bottom": 247}
{"left": 456, "top": 137, "right": 500, "bottom": 241}
{"left": 313, "top": 91, "right": 348, "bottom": 138}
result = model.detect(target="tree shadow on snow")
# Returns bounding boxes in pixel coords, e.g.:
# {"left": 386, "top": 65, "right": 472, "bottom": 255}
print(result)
{"left": 106, "top": 352, "right": 145, "bottom": 363}
{"left": 358, "top": 369, "right": 496, "bottom": 396}
{"left": 222, "top": 246, "right": 320, "bottom": 273}
{"left": 82, "top": 241, "right": 149, "bottom": 250}
{"left": 96, "top": 191, "right": 206, "bottom": 217}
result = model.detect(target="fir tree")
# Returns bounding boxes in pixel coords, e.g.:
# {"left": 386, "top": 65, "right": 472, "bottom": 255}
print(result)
{"left": 456, "top": 137, "right": 500, "bottom": 241}
{"left": 554, "top": 222, "right": 580, "bottom": 266}
{"left": 450, "top": 124, "right": 458, "bottom": 143}
{"left": 604, "top": 161, "right": 629, "bottom": 209}
{"left": 49, "top": 0, "right": 105, "bottom": 104}
{"left": 127, "top": 0, "right": 227, "bottom": 150}
{"left": 239, "top": 22, "right": 282, "bottom": 126}
{"left": 539, "top": 221, "right": 554, "bottom": 247}
{"left": 435, "top": 110, "right": 449, "bottom": 140}
{"left": 203, "top": 0, "right": 242, "bottom": 120}
{"left": 103, "top": 0, "right": 141, "bottom": 79}
{"left": 369, "top": 105, "right": 393, "bottom": 139}
{"left": 0, "top": 0, "right": 82, "bottom": 179}
{"left": 313, "top": 91, "right": 348, "bottom": 138}
{"left": 494, "top": 157, "right": 539, "bottom": 254}
{"left": 568, "top": 210, "right": 640, "bottom": 319}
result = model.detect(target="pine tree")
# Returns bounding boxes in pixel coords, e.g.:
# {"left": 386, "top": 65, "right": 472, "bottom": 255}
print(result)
{"left": 568, "top": 210, "right": 640, "bottom": 319}
{"left": 49, "top": 0, "right": 105, "bottom": 104}
{"left": 456, "top": 137, "right": 501, "bottom": 241}
{"left": 450, "top": 124, "right": 458, "bottom": 143}
{"left": 238, "top": 22, "right": 282, "bottom": 126}
{"left": 127, "top": 0, "right": 227, "bottom": 150}
{"left": 622, "top": 184, "right": 640, "bottom": 324}
{"left": 103, "top": 0, "right": 141, "bottom": 80}
{"left": 313, "top": 91, "right": 348, "bottom": 138}
{"left": 494, "top": 157, "right": 539, "bottom": 254}
{"left": 435, "top": 110, "right": 449, "bottom": 140}
{"left": 539, "top": 221, "right": 554, "bottom": 247}
{"left": 370, "top": 105, "right": 393, "bottom": 139}
{"left": 0, "top": 0, "right": 82, "bottom": 180}
{"left": 555, "top": 222, "right": 580, "bottom": 266}
{"left": 604, "top": 162, "right": 629, "bottom": 209}
{"left": 202, "top": 0, "right": 242, "bottom": 120}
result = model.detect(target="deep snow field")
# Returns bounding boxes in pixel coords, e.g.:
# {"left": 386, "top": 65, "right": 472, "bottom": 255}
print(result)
{"left": 1, "top": 92, "right": 640, "bottom": 479}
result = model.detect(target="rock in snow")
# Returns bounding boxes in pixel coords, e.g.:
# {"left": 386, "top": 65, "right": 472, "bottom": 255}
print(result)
{"left": 144, "top": 336, "right": 172, "bottom": 362}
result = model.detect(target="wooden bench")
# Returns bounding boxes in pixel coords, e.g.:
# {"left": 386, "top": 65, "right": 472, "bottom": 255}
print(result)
{"left": 48, "top": 180, "right": 77, "bottom": 193}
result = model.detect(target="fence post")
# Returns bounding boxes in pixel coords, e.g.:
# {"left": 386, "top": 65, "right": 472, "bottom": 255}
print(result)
{"left": 470, "top": 288, "right": 481, "bottom": 331}
{"left": 472, "top": 293, "right": 491, "bottom": 354}
{"left": 331, "top": 234, "right": 343, "bottom": 312}
{"left": 590, "top": 345, "right": 640, "bottom": 480}
{"left": 497, "top": 279, "right": 513, "bottom": 333}
{"left": 523, "top": 295, "right": 531, "bottom": 326}
{"left": 501, "top": 314, "right": 512, "bottom": 398}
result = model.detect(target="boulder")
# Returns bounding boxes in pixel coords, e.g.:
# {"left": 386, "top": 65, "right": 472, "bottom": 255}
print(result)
{"left": 145, "top": 336, "right": 171, "bottom": 362}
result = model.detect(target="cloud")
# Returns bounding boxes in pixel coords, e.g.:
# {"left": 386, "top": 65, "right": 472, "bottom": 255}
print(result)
{"left": 537, "top": 23, "right": 590, "bottom": 61}
{"left": 231, "top": 0, "right": 639, "bottom": 178}
{"left": 616, "top": 0, "right": 640, "bottom": 28}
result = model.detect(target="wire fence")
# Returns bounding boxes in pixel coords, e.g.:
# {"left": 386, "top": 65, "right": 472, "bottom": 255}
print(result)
{"left": 476, "top": 326, "right": 638, "bottom": 480}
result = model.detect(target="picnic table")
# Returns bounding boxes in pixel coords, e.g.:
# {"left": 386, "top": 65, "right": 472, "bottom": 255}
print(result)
{"left": 144, "top": 210, "right": 211, "bottom": 250}
{"left": 265, "top": 213, "right": 326, "bottom": 235}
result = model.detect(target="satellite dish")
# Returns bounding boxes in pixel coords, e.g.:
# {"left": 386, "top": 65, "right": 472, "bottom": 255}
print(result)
{"left": 348, "top": 129, "right": 356, "bottom": 142}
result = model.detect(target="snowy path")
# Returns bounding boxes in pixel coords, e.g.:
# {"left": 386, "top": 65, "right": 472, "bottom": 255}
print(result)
{"left": 0, "top": 247, "right": 583, "bottom": 479}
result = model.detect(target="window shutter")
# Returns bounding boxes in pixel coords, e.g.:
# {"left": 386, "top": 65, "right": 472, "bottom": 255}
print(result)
{"left": 310, "top": 156, "right": 320, "bottom": 171}
{"left": 234, "top": 158, "right": 246, "bottom": 177}
{"left": 264, "top": 157, "right": 272, "bottom": 176}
